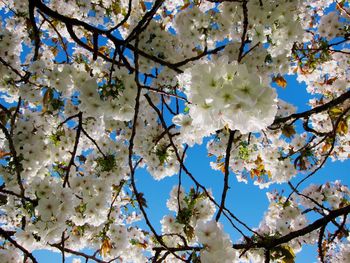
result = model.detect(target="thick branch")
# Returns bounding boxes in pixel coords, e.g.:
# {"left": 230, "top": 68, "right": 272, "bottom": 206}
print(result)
{"left": 271, "top": 90, "right": 350, "bottom": 127}
{"left": 232, "top": 204, "right": 350, "bottom": 250}
{"left": 28, "top": 0, "right": 41, "bottom": 61}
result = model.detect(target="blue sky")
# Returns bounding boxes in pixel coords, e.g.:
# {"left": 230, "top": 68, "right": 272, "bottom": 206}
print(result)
{"left": 132, "top": 75, "right": 350, "bottom": 263}
{"left": 33, "top": 74, "right": 350, "bottom": 262}
{"left": 2, "top": 3, "right": 349, "bottom": 263}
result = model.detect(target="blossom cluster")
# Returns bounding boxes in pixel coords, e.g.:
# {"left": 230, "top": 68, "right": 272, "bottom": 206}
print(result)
{"left": 175, "top": 57, "right": 277, "bottom": 139}
{"left": 0, "top": 0, "right": 349, "bottom": 262}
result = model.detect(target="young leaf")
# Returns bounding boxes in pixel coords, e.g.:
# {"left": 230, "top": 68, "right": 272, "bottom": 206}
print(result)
{"left": 184, "top": 225, "right": 194, "bottom": 240}
{"left": 337, "top": 120, "right": 348, "bottom": 136}
{"left": 100, "top": 239, "right": 112, "bottom": 257}
{"left": 273, "top": 75, "right": 287, "bottom": 88}
{"left": 282, "top": 125, "right": 296, "bottom": 138}
{"left": 42, "top": 88, "right": 53, "bottom": 113}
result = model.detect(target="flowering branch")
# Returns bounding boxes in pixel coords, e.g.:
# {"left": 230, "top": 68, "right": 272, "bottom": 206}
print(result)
{"left": 63, "top": 112, "right": 82, "bottom": 188}
{"left": 232, "top": 204, "right": 350, "bottom": 250}
{"left": 0, "top": 228, "right": 38, "bottom": 263}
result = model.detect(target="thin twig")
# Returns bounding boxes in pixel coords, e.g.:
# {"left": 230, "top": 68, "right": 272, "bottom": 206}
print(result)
{"left": 145, "top": 94, "right": 259, "bottom": 238}
{"left": 63, "top": 112, "right": 82, "bottom": 187}
{"left": 216, "top": 130, "right": 235, "bottom": 221}
{"left": 129, "top": 36, "right": 185, "bottom": 262}
{"left": 81, "top": 128, "right": 107, "bottom": 158}
{"left": 0, "top": 228, "right": 38, "bottom": 263}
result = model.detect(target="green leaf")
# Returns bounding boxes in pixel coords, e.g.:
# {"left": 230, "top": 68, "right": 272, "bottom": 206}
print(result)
{"left": 49, "top": 129, "right": 65, "bottom": 146}
{"left": 155, "top": 146, "right": 169, "bottom": 165}
{"left": 329, "top": 107, "right": 343, "bottom": 117}
{"left": 111, "top": 1, "right": 121, "bottom": 15}
{"left": 176, "top": 207, "right": 192, "bottom": 225}
{"left": 238, "top": 141, "right": 250, "bottom": 160}
{"left": 50, "top": 98, "right": 64, "bottom": 111}
{"left": 96, "top": 154, "right": 116, "bottom": 172}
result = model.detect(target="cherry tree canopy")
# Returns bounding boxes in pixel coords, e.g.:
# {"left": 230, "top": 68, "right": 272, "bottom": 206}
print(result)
{"left": 1, "top": 0, "right": 350, "bottom": 262}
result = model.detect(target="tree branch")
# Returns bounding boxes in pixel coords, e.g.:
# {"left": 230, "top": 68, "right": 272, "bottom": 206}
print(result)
{"left": 63, "top": 112, "right": 82, "bottom": 188}
{"left": 0, "top": 227, "right": 38, "bottom": 263}
{"left": 271, "top": 90, "right": 350, "bottom": 127}
{"left": 216, "top": 130, "right": 235, "bottom": 221}
{"left": 232, "top": 204, "right": 350, "bottom": 250}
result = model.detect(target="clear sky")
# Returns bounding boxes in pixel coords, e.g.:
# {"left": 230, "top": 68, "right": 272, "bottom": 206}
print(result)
{"left": 29, "top": 75, "right": 350, "bottom": 263}
{"left": 2, "top": 4, "right": 349, "bottom": 263}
